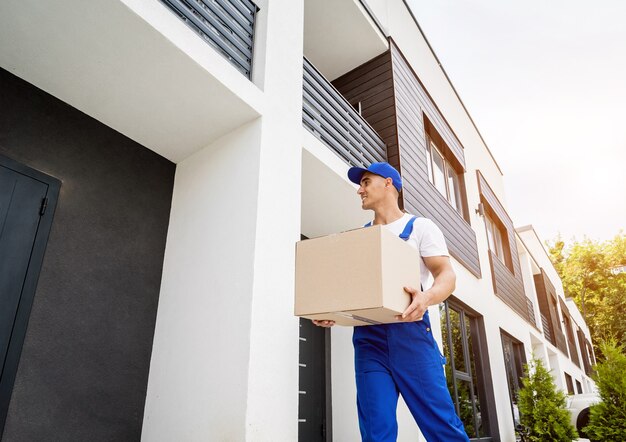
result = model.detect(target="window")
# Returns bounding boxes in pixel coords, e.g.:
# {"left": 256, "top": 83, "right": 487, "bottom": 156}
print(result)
{"left": 501, "top": 332, "right": 526, "bottom": 428}
{"left": 587, "top": 341, "right": 596, "bottom": 365}
{"left": 485, "top": 213, "right": 505, "bottom": 263}
{"left": 440, "top": 302, "right": 493, "bottom": 440}
{"left": 564, "top": 373, "right": 574, "bottom": 395}
{"left": 425, "top": 137, "right": 464, "bottom": 215}
{"left": 562, "top": 312, "right": 580, "bottom": 366}
{"left": 576, "top": 379, "right": 583, "bottom": 394}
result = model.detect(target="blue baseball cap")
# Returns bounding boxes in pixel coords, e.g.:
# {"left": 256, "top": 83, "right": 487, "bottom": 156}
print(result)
{"left": 347, "top": 162, "right": 402, "bottom": 192}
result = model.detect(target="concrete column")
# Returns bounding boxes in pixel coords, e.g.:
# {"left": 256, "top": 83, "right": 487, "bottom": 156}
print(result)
{"left": 142, "top": 0, "right": 304, "bottom": 439}
{"left": 142, "top": 120, "right": 265, "bottom": 441}
{"left": 244, "top": 0, "right": 304, "bottom": 438}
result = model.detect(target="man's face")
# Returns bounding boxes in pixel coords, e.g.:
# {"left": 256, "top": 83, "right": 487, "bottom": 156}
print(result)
{"left": 357, "top": 172, "right": 389, "bottom": 210}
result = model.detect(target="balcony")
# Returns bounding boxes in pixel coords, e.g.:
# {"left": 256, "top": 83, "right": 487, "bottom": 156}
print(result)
{"left": 541, "top": 313, "right": 554, "bottom": 345}
{"left": 303, "top": 58, "right": 386, "bottom": 168}
{"left": 160, "top": 0, "right": 258, "bottom": 79}
{"left": 0, "top": 0, "right": 263, "bottom": 163}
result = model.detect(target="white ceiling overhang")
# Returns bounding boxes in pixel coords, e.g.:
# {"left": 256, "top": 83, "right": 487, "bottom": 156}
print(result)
{"left": 304, "top": 0, "right": 389, "bottom": 81}
{"left": 0, "top": 0, "right": 263, "bottom": 163}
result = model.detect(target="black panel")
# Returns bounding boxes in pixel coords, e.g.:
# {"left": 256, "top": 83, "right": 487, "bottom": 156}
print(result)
{"left": 0, "top": 68, "right": 175, "bottom": 441}
{"left": 298, "top": 319, "right": 331, "bottom": 442}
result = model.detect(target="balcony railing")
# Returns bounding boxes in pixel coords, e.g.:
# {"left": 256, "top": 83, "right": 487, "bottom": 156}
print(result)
{"left": 541, "top": 313, "right": 554, "bottom": 345}
{"left": 302, "top": 57, "right": 386, "bottom": 168}
{"left": 526, "top": 297, "right": 537, "bottom": 328}
{"left": 161, "top": 0, "right": 258, "bottom": 78}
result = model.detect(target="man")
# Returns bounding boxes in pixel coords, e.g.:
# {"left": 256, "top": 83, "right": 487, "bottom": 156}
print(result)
{"left": 313, "top": 162, "right": 469, "bottom": 442}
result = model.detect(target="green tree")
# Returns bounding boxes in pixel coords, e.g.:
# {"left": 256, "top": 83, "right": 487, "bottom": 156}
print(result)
{"left": 584, "top": 340, "right": 626, "bottom": 441}
{"left": 548, "top": 233, "right": 626, "bottom": 355}
{"left": 517, "top": 357, "right": 577, "bottom": 441}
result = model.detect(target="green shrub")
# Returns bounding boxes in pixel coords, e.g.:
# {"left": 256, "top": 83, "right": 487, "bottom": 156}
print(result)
{"left": 517, "top": 357, "right": 578, "bottom": 441}
{"left": 584, "top": 340, "right": 626, "bottom": 441}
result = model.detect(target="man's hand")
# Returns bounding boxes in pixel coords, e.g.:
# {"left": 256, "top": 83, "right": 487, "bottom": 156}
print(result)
{"left": 395, "top": 286, "right": 431, "bottom": 322}
{"left": 396, "top": 256, "right": 456, "bottom": 322}
{"left": 312, "top": 319, "right": 335, "bottom": 327}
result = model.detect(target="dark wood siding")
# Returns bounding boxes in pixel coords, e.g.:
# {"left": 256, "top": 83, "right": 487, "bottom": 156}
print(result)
{"left": 387, "top": 41, "right": 480, "bottom": 277}
{"left": 534, "top": 271, "right": 556, "bottom": 346}
{"left": 560, "top": 299, "right": 580, "bottom": 367}
{"left": 477, "top": 171, "right": 529, "bottom": 321}
{"left": 533, "top": 268, "right": 568, "bottom": 355}
{"left": 489, "top": 251, "right": 528, "bottom": 320}
{"left": 390, "top": 42, "right": 465, "bottom": 169}
{"left": 577, "top": 328, "right": 592, "bottom": 376}
{"left": 332, "top": 52, "right": 398, "bottom": 170}
{"left": 332, "top": 42, "right": 481, "bottom": 277}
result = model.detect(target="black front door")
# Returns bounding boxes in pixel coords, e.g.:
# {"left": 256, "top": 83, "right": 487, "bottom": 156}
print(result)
{"left": 298, "top": 318, "right": 331, "bottom": 441}
{"left": 0, "top": 155, "right": 59, "bottom": 436}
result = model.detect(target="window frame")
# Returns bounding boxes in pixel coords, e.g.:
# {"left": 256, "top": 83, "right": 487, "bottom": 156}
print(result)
{"left": 481, "top": 202, "right": 514, "bottom": 273}
{"left": 485, "top": 212, "right": 505, "bottom": 263}
{"left": 500, "top": 331, "right": 526, "bottom": 429}
{"left": 564, "top": 373, "right": 575, "bottom": 395}
{"left": 440, "top": 301, "right": 497, "bottom": 441}
{"left": 424, "top": 133, "right": 467, "bottom": 220}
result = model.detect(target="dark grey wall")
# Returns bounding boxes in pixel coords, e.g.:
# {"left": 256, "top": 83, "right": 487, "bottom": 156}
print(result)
{"left": 0, "top": 68, "right": 175, "bottom": 441}
{"left": 389, "top": 42, "right": 481, "bottom": 278}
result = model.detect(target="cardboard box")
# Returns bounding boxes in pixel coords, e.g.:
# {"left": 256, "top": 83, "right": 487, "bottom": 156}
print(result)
{"left": 294, "top": 225, "right": 421, "bottom": 326}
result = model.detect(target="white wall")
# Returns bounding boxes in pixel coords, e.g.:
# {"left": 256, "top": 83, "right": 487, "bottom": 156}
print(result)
{"left": 143, "top": 0, "right": 304, "bottom": 439}
{"left": 142, "top": 119, "right": 262, "bottom": 441}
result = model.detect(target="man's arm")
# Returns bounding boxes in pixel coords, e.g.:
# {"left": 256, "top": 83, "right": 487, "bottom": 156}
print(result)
{"left": 396, "top": 255, "right": 456, "bottom": 322}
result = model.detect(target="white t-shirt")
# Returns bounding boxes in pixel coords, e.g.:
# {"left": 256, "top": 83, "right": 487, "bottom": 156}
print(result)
{"left": 376, "top": 213, "right": 449, "bottom": 289}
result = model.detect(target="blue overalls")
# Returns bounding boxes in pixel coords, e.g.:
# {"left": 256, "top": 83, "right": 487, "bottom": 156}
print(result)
{"left": 353, "top": 217, "right": 469, "bottom": 442}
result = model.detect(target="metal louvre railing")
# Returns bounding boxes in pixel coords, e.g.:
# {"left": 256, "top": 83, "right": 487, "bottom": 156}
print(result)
{"left": 161, "top": 0, "right": 258, "bottom": 78}
{"left": 541, "top": 313, "right": 553, "bottom": 345}
{"left": 526, "top": 297, "right": 537, "bottom": 327}
{"left": 302, "top": 57, "right": 387, "bottom": 168}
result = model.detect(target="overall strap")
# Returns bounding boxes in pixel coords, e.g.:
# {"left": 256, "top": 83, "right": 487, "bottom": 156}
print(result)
{"left": 399, "top": 216, "right": 418, "bottom": 241}
{"left": 366, "top": 216, "right": 423, "bottom": 292}
{"left": 399, "top": 216, "right": 424, "bottom": 293}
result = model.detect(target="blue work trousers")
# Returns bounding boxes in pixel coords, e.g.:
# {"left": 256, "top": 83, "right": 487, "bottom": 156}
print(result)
{"left": 352, "top": 312, "right": 469, "bottom": 442}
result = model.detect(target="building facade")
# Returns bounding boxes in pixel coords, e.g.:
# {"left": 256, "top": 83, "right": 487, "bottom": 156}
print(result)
{"left": 0, "top": 0, "right": 595, "bottom": 440}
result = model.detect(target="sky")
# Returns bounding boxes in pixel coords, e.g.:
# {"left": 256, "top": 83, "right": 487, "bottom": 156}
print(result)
{"left": 407, "top": 0, "right": 626, "bottom": 244}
